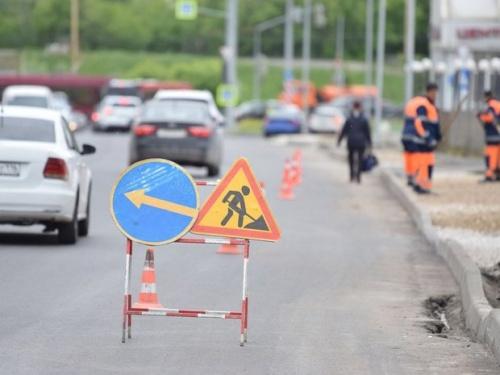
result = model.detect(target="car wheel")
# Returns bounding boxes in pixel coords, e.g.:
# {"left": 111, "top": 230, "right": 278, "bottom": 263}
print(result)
{"left": 207, "top": 165, "right": 220, "bottom": 177}
{"left": 78, "top": 186, "right": 91, "bottom": 237}
{"left": 58, "top": 195, "right": 78, "bottom": 245}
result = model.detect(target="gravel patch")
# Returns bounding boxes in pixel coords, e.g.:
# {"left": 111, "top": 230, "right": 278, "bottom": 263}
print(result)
{"left": 437, "top": 227, "right": 500, "bottom": 268}
{"left": 411, "top": 172, "right": 500, "bottom": 269}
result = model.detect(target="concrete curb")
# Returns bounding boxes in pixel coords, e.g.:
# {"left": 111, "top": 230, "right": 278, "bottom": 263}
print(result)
{"left": 380, "top": 168, "right": 500, "bottom": 362}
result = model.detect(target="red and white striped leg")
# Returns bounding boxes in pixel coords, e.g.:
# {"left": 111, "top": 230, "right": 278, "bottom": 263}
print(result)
{"left": 122, "top": 239, "right": 133, "bottom": 343}
{"left": 240, "top": 240, "right": 250, "bottom": 346}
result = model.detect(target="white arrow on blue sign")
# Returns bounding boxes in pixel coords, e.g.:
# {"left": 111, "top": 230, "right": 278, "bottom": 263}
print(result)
{"left": 111, "top": 159, "right": 199, "bottom": 245}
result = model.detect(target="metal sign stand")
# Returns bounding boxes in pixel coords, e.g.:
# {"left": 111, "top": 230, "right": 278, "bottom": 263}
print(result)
{"left": 121, "top": 237, "right": 250, "bottom": 346}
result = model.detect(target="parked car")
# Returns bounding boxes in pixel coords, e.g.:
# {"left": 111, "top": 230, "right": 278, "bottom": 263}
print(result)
{"left": 329, "top": 95, "right": 403, "bottom": 118}
{"left": 263, "top": 104, "right": 303, "bottom": 137}
{"left": 129, "top": 98, "right": 223, "bottom": 177}
{"left": 308, "top": 104, "right": 346, "bottom": 133}
{"left": 235, "top": 100, "right": 267, "bottom": 121}
{"left": 0, "top": 106, "right": 95, "bottom": 244}
{"left": 154, "top": 89, "right": 225, "bottom": 126}
{"left": 91, "top": 95, "right": 142, "bottom": 131}
{"left": 2, "top": 85, "right": 55, "bottom": 109}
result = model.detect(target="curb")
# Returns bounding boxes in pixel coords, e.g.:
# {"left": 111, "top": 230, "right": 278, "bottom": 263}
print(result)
{"left": 380, "top": 168, "right": 500, "bottom": 362}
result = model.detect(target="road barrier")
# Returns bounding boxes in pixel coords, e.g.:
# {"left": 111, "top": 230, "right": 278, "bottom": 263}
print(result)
{"left": 112, "top": 158, "right": 280, "bottom": 346}
{"left": 122, "top": 236, "right": 250, "bottom": 346}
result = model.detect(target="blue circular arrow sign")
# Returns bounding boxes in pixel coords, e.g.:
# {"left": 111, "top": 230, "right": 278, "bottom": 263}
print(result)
{"left": 110, "top": 159, "right": 199, "bottom": 245}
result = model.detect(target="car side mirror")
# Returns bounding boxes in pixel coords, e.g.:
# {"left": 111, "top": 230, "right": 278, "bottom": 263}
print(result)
{"left": 81, "top": 144, "right": 96, "bottom": 155}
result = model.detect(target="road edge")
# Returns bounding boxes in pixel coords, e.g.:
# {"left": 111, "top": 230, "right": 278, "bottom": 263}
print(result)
{"left": 379, "top": 167, "right": 500, "bottom": 363}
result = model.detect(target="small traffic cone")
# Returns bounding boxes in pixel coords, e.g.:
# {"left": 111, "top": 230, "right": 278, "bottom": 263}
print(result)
{"left": 292, "top": 149, "right": 303, "bottom": 185}
{"left": 279, "top": 159, "right": 295, "bottom": 200}
{"left": 132, "top": 249, "right": 164, "bottom": 309}
{"left": 217, "top": 243, "right": 241, "bottom": 254}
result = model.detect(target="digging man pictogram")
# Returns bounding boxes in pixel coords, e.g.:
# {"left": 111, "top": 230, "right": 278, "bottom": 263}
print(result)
{"left": 220, "top": 185, "right": 269, "bottom": 231}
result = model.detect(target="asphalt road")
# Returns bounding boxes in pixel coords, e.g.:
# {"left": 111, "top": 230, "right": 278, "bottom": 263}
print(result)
{"left": 0, "top": 129, "right": 498, "bottom": 374}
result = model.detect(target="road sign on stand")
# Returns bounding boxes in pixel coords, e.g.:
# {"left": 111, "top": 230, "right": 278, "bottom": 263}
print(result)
{"left": 111, "top": 159, "right": 199, "bottom": 245}
{"left": 175, "top": 0, "right": 198, "bottom": 20}
{"left": 191, "top": 158, "right": 280, "bottom": 241}
{"left": 216, "top": 84, "right": 239, "bottom": 107}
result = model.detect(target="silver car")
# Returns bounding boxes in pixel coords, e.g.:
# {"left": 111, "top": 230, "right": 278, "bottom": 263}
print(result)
{"left": 92, "top": 95, "right": 141, "bottom": 131}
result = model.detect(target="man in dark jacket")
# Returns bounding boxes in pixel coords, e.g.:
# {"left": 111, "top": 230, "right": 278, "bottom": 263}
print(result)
{"left": 337, "top": 101, "right": 372, "bottom": 183}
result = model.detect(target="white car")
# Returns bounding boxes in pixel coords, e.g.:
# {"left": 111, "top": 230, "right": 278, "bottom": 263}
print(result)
{"left": 308, "top": 104, "right": 346, "bottom": 133}
{"left": 91, "top": 95, "right": 141, "bottom": 131}
{"left": 154, "top": 89, "right": 225, "bottom": 125}
{"left": 2, "top": 85, "right": 55, "bottom": 109}
{"left": 0, "top": 106, "right": 95, "bottom": 244}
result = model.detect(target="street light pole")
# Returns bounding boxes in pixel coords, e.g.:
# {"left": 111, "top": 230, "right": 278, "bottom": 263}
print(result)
{"left": 70, "top": 0, "right": 80, "bottom": 72}
{"left": 365, "top": 0, "right": 374, "bottom": 115}
{"left": 224, "top": 0, "right": 238, "bottom": 128}
{"left": 284, "top": 0, "right": 294, "bottom": 83}
{"left": 253, "top": 15, "right": 287, "bottom": 101}
{"left": 302, "top": 0, "right": 312, "bottom": 121}
{"left": 374, "top": 0, "right": 386, "bottom": 141}
{"left": 334, "top": 16, "right": 345, "bottom": 86}
{"left": 253, "top": 30, "right": 262, "bottom": 100}
{"left": 404, "top": 0, "right": 416, "bottom": 103}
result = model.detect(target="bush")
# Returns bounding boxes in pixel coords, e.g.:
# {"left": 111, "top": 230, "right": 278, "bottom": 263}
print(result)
{"left": 124, "top": 58, "right": 222, "bottom": 93}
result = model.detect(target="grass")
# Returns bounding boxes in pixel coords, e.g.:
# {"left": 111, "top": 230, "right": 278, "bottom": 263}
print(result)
{"left": 19, "top": 49, "right": 405, "bottom": 104}
{"left": 233, "top": 118, "right": 264, "bottom": 135}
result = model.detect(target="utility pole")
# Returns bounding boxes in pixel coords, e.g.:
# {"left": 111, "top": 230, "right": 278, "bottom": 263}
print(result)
{"left": 365, "top": 0, "right": 374, "bottom": 115}
{"left": 253, "top": 29, "right": 262, "bottom": 100}
{"left": 302, "top": 0, "right": 312, "bottom": 124}
{"left": 404, "top": 0, "right": 416, "bottom": 103}
{"left": 70, "top": 0, "right": 80, "bottom": 72}
{"left": 253, "top": 14, "right": 287, "bottom": 101}
{"left": 284, "top": 0, "right": 294, "bottom": 85}
{"left": 334, "top": 16, "right": 345, "bottom": 86}
{"left": 224, "top": 0, "right": 238, "bottom": 128}
{"left": 374, "top": 0, "right": 386, "bottom": 141}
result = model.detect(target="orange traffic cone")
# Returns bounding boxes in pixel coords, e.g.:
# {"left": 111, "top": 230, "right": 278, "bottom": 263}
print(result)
{"left": 279, "top": 159, "right": 295, "bottom": 200}
{"left": 217, "top": 243, "right": 241, "bottom": 254}
{"left": 132, "top": 249, "right": 164, "bottom": 309}
{"left": 292, "top": 149, "right": 303, "bottom": 185}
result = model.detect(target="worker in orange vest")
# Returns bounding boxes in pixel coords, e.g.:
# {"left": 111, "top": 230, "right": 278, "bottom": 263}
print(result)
{"left": 401, "top": 83, "right": 441, "bottom": 194}
{"left": 477, "top": 90, "right": 500, "bottom": 182}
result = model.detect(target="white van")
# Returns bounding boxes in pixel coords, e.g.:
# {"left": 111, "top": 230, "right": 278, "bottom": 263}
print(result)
{"left": 2, "top": 85, "right": 55, "bottom": 109}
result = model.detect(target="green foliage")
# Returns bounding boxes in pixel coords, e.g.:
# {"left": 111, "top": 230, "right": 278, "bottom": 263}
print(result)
{"left": 0, "top": 0, "right": 431, "bottom": 58}
{"left": 20, "top": 49, "right": 405, "bottom": 104}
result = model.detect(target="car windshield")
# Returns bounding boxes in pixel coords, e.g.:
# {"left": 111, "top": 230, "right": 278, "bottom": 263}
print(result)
{"left": 315, "top": 106, "right": 340, "bottom": 116}
{"left": 268, "top": 107, "right": 299, "bottom": 120}
{"left": 0, "top": 116, "right": 55, "bottom": 142}
{"left": 143, "top": 100, "right": 210, "bottom": 123}
{"left": 5, "top": 96, "right": 49, "bottom": 108}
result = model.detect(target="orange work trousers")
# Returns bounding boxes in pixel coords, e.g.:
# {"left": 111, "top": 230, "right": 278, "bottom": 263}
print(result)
{"left": 415, "top": 152, "right": 435, "bottom": 190}
{"left": 403, "top": 152, "right": 418, "bottom": 177}
{"left": 485, "top": 145, "right": 500, "bottom": 178}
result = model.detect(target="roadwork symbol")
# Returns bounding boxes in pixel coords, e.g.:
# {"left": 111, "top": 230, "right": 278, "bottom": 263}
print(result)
{"left": 110, "top": 159, "right": 199, "bottom": 245}
{"left": 192, "top": 158, "right": 280, "bottom": 241}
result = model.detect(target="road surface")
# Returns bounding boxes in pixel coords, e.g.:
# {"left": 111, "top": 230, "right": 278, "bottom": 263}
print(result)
{"left": 0, "top": 130, "right": 498, "bottom": 374}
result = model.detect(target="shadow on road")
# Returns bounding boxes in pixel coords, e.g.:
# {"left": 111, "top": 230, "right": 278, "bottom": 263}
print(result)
{"left": 0, "top": 232, "right": 59, "bottom": 246}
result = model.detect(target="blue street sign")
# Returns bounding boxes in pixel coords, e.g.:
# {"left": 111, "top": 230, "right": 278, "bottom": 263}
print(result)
{"left": 111, "top": 159, "right": 199, "bottom": 245}
{"left": 175, "top": 0, "right": 198, "bottom": 20}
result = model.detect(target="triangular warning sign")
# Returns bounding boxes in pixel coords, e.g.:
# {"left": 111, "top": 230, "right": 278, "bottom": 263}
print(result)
{"left": 191, "top": 158, "right": 280, "bottom": 241}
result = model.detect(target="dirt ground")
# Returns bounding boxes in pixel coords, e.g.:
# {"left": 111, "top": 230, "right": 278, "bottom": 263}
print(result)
{"left": 416, "top": 173, "right": 500, "bottom": 234}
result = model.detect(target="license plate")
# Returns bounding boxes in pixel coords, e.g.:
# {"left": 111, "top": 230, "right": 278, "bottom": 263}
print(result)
{"left": 0, "top": 162, "right": 21, "bottom": 177}
{"left": 157, "top": 129, "right": 187, "bottom": 139}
